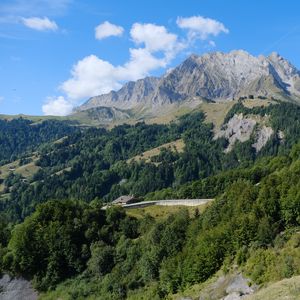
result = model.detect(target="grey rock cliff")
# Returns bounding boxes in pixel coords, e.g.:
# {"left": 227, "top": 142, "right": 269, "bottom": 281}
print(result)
{"left": 215, "top": 113, "right": 257, "bottom": 152}
{"left": 215, "top": 113, "right": 274, "bottom": 153}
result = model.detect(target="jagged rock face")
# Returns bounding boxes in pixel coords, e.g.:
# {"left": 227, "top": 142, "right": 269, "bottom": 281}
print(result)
{"left": 77, "top": 50, "right": 300, "bottom": 112}
{"left": 267, "top": 52, "right": 300, "bottom": 96}
{"left": 153, "top": 50, "right": 300, "bottom": 102}
{"left": 78, "top": 77, "right": 159, "bottom": 111}
{"left": 155, "top": 50, "right": 270, "bottom": 102}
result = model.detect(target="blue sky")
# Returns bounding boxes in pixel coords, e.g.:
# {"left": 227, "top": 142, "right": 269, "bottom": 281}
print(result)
{"left": 0, "top": 0, "right": 300, "bottom": 115}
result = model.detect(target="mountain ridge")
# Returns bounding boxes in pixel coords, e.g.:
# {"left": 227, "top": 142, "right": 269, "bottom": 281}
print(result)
{"left": 76, "top": 50, "right": 300, "bottom": 113}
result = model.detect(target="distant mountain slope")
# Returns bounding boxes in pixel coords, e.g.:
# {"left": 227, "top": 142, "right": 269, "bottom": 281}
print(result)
{"left": 77, "top": 76, "right": 159, "bottom": 111}
{"left": 77, "top": 50, "right": 300, "bottom": 113}
{"left": 72, "top": 106, "right": 132, "bottom": 126}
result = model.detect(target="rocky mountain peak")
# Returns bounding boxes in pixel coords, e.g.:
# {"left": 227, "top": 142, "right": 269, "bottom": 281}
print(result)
{"left": 269, "top": 51, "right": 281, "bottom": 59}
{"left": 267, "top": 51, "right": 300, "bottom": 95}
{"left": 268, "top": 52, "right": 300, "bottom": 76}
{"left": 76, "top": 50, "right": 300, "bottom": 113}
{"left": 77, "top": 76, "right": 159, "bottom": 111}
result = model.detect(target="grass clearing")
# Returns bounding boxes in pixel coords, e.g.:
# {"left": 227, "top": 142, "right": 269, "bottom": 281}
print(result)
{"left": 198, "top": 101, "right": 235, "bottom": 131}
{"left": 146, "top": 105, "right": 196, "bottom": 125}
{"left": 170, "top": 269, "right": 284, "bottom": 300}
{"left": 0, "top": 154, "right": 41, "bottom": 193}
{"left": 0, "top": 155, "right": 40, "bottom": 180}
{"left": 128, "top": 139, "right": 185, "bottom": 164}
{"left": 54, "top": 167, "right": 72, "bottom": 176}
{"left": 0, "top": 113, "right": 70, "bottom": 123}
{"left": 247, "top": 275, "right": 300, "bottom": 300}
{"left": 126, "top": 202, "right": 210, "bottom": 220}
{"left": 242, "top": 98, "right": 275, "bottom": 109}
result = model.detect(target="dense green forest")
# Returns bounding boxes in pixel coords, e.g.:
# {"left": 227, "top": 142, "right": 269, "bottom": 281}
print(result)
{"left": 2, "top": 111, "right": 225, "bottom": 220}
{"left": 1, "top": 143, "right": 300, "bottom": 299}
{"left": 1, "top": 100, "right": 300, "bottom": 298}
{"left": 3, "top": 101, "right": 300, "bottom": 222}
{"left": 0, "top": 118, "right": 78, "bottom": 165}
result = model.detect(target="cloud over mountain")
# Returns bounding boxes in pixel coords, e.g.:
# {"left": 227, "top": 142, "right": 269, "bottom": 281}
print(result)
{"left": 45, "top": 15, "right": 229, "bottom": 115}
{"left": 61, "top": 22, "right": 186, "bottom": 101}
{"left": 42, "top": 96, "right": 73, "bottom": 116}
{"left": 177, "top": 16, "right": 229, "bottom": 40}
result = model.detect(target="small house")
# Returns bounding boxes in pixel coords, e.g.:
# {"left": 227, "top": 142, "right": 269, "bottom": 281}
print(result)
{"left": 112, "top": 195, "right": 138, "bottom": 206}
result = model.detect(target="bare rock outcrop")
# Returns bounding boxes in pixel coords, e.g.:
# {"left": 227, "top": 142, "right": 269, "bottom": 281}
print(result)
{"left": 216, "top": 113, "right": 274, "bottom": 153}
{"left": 252, "top": 125, "right": 274, "bottom": 152}
{"left": 215, "top": 114, "right": 256, "bottom": 152}
{"left": 195, "top": 272, "right": 257, "bottom": 300}
{"left": 0, "top": 274, "right": 38, "bottom": 300}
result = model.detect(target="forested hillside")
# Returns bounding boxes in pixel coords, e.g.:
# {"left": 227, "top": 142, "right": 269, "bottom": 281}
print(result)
{"left": 2, "top": 100, "right": 300, "bottom": 221}
{"left": 0, "top": 118, "right": 78, "bottom": 165}
{"left": 1, "top": 100, "right": 300, "bottom": 299}
{"left": 1, "top": 141, "right": 300, "bottom": 299}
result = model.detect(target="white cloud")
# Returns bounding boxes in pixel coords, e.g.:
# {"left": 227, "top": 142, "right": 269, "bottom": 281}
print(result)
{"left": 130, "top": 23, "right": 178, "bottom": 52}
{"left": 177, "top": 16, "right": 229, "bottom": 40}
{"left": 61, "top": 55, "right": 121, "bottom": 99}
{"left": 61, "top": 23, "right": 183, "bottom": 101}
{"left": 117, "top": 48, "right": 167, "bottom": 80}
{"left": 22, "top": 17, "right": 58, "bottom": 31}
{"left": 61, "top": 49, "right": 168, "bottom": 100}
{"left": 42, "top": 96, "right": 73, "bottom": 116}
{"left": 95, "top": 21, "right": 124, "bottom": 40}
{"left": 0, "top": 96, "right": 4, "bottom": 103}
